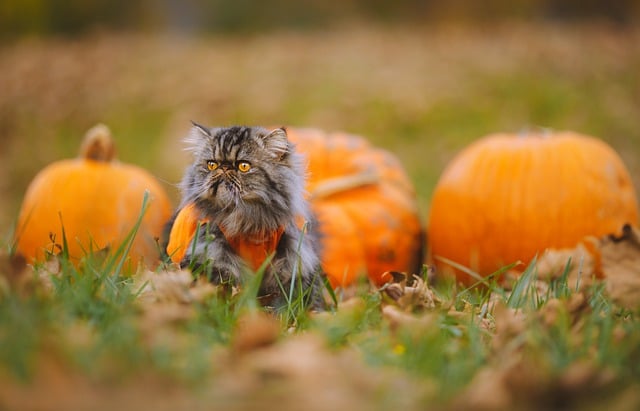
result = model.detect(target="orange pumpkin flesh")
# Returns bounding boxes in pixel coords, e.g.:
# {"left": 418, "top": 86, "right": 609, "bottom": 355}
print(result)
{"left": 166, "top": 203, "right": 204, "bottom": 263}
{"left": 14, "top": 124, "right": 172, "bottom": 269}
{"left": 427, "top": 132, "right": 639, "bottom": 285}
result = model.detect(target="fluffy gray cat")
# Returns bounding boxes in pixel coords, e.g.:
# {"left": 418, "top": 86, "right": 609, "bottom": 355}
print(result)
{"left": 172, "top": 123, "right": 325, "bottom": 311}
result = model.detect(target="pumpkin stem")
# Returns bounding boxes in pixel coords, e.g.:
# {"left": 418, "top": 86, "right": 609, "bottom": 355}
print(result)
{"left": 80, "top": 123, "right": 116, "bottom": 162}
{"left": 518, "top": 126, "right": 553, "bottom": 139}
{"left": 310, "top": 171, "right": 379, "bottom": 200}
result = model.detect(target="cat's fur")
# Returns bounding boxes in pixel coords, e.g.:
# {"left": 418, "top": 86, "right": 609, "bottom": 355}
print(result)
{"left": 175, "top": 123, "right": 324, "bottom": 310}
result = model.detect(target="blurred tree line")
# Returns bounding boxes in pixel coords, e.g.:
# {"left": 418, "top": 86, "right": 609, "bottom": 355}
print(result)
{"left": 0, "top": 0, "right": 638, "bottom": 38}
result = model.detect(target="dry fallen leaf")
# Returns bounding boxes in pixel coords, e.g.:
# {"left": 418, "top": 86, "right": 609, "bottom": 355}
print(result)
{"left": 380, "top": 270, "right": 441, "bottom": 311}
{"left": 0, "top": 252, "right": 29, "bottom": 294}
{"left": 460, "top": 352, "right": 622, "bottom": 411}
{"left": 217, "top": 333, "right": 431, "bottom": 411}
{"left": 532, "top": 224, "right": 640, "bottom": 310}
{"left": 539, "top": 292, "right": 590, "bottom": 329}
{"left": 459, "top": 362, "right": 514, "bottom": 410}
{"left": 134, "top": 269, "right": 198, "bottom": 304}
{"left": 134, "top": 269, "right": 221, "bottom": 303}
{"left": 489, "top": 302, "right": 527, "bottom": 353}
{"left": 133, "top": 269, "right": 220, "bottom": 338}
{"left": 0, "top": 354, "right": 203, "bottom": 411}
{"left": 596, "top": 224, "right": 640, "bottom": 309}
{"left": 0, "top": 251, "right": 62, "bottom": 296}
{"left": 534, "top": 240, "right": 599, "bottom": 291}
{"left": 231, "top": 310, "right": 282, "bottom": 354}
{"left": 382, "top": 304, "right": 438, "bottom": 337}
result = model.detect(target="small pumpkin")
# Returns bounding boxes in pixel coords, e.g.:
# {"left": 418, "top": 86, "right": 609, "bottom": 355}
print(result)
{"left": 14, "top": 124, "right": 173, "bottom": 269}
{"left": 427, "top": 131, "right": 639, "bottom": 285}
{"left": 286, "top": 127, "right": 424, "bottom": 288}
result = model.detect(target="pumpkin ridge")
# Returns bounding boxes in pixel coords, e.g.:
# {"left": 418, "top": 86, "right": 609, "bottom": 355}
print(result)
{"left": 309, "top": 171, "right": 379, "bottom": 200}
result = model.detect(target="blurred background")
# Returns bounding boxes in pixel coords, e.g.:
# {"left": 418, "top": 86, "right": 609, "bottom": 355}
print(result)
{"left": 1, "top": 0, "right": 640, "bottom": 236}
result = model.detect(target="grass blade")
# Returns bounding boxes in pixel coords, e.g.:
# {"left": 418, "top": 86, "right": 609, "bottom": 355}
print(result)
{"left": 507, "top": 256, "right": 538, "bottom": 309}
{"left": 105, "top": 190, "right": 150, "bottom": 277}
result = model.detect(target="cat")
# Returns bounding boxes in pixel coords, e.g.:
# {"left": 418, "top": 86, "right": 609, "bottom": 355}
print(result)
{"left": 169, "top": 123, "right": 325, "bottom": 311}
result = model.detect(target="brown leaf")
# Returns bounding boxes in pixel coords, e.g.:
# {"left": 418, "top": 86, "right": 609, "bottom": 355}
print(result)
{"left": 538, "top": 293, "right": 590, "bottom": 330}
{"left": 381, "top": 270, "right": 408, "bottom": 284}
{"left": 532, "top": 224, "right": 640, "bottom": 309}
{"left": 382, "top": 304, "right": 437, "bottom": 335}
{"left": 459, "top": 364, "right": 514, "bottom": 410}
{"left": 491, "top": 301, "right": 527, "bottom": 353}
{"left": 535, "top": 240, "right": 599, "bottom": 291}
{"left": 231, "top": 310, "right": 281, "bottom": 354}
{"left": 138, "top": 302, "right": 196, "bottom": 335}
{"left": 399, "top": 275, "right": 440, "bottom": 309}
{"left": 380, "top": 271, "right": 408, "bottom": 302}
{"left": 382, "top": 282, "right": 405, "bottom": 301}
{"left": 0, "top": 251, "right": 61, "bottom": 295}
{"left": 36, "top": 255, "right": 62, "bottom": 292}
{"left": 597, "top": 224, "right": 640, "bottom": 309}
{"left": 461, "top": 353, "right": 621, "bottom": 411}
{"left": 134, "top": 269, "right": 220, "bottom": 305}
{"left": 133, "top": 269, "right": 221, "bottom": 339}
{"left": 380, "top": 272, "right": 441, "bottom": 311}
{"left": 0, "top": 252, "right": 29, "bottom": 292}
{"left": 559, "top": 361, "right": 617, "bottom": 394}
{"left": 221, "top": 333, "right": 431, "bottom": 411}
{"left": 134, "top": 269, "right": 195, "bottom": 304}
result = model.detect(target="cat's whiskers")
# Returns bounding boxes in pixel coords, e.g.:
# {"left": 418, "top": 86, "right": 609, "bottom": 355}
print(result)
{"left": 195, "top": 180, "right": 213, "bottom": 202}
{"left": 227, "top": 174, "right": 243, "bottom": 192}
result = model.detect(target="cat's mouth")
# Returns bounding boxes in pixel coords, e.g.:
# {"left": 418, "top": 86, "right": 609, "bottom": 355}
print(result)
{"left": 212, "top": 178, "right": 237, "bottom": 193}
{"left": 213, "top": 176, "right": 265, "bottom": 206}
{"left": 211, "top": 179, "right": 269, "bottom": 208}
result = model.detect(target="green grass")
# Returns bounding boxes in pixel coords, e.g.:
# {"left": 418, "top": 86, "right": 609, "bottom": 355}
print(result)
{"left": 2, "top": 236, "right": 639, "bottom": 409}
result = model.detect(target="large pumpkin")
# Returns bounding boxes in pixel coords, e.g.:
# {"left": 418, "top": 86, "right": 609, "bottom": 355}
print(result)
{"left": 287, "top": 127, "right": 423, "bottom": 288}
{"left": 427, "top": 131, "right": 639, "bottom": 285}
{"left": 167, "top": 127, "right": 424, "bottom": 288}
{"left": 14, "top": 124, "right": 172, "bottom": 269}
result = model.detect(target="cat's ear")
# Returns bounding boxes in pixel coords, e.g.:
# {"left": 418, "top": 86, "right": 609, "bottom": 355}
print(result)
{"left": 261, "top": 127, "right": 289, "bottom": 160}
{"left": 190, "top": 121, "right": 211, "bottom": 137}
{"left": 184, "top": 121, "right": 211, "bottom": 154}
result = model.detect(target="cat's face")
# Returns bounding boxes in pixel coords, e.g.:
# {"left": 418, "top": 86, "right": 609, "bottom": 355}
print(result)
{"left": 183, "top": 124, "right": 295, "bottom": 211}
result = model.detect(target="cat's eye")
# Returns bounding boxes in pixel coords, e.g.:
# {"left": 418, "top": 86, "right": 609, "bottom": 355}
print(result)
{"left": 206, "top": 160, "right": 218, "bottom": 171}
{"left": 237, "top": 161, "right": 251, "bottom": 173}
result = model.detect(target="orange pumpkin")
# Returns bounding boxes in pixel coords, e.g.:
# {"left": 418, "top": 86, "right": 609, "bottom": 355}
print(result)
{"left": 427, "top": 131, "right": 639, "bottom": 285}
{"left": 14, "top": 124, "right": 172, "bottom": 269}
{"left": 287, "top": 127, "right": 424, "bottom": 288}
